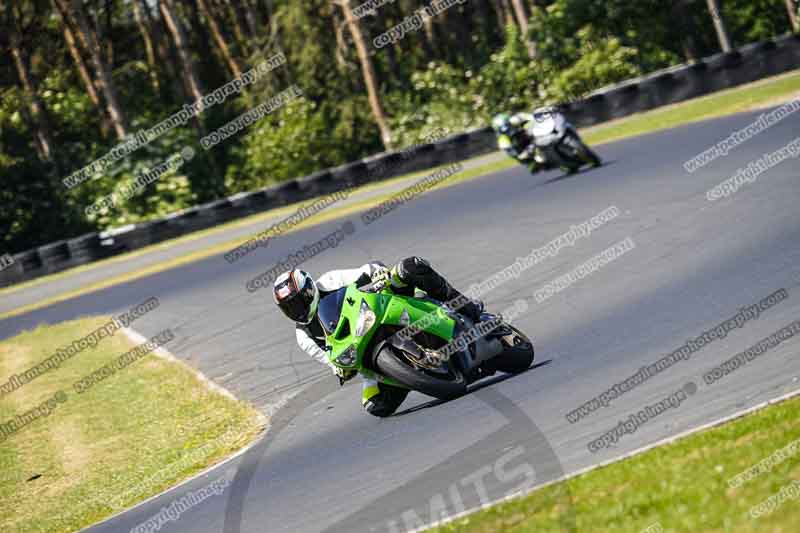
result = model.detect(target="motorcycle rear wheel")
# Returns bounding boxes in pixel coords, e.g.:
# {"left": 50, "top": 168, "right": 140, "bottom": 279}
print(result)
{"left": 490, "top": 325, "right": 535, "bottom": 374}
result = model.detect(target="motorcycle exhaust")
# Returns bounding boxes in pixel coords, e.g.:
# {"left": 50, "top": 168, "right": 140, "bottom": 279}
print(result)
{"left": 454, "top": 315, "right": 504, "bottom": 370}
{"left": 471, "top": 336, "right": 503, "bottom": 367}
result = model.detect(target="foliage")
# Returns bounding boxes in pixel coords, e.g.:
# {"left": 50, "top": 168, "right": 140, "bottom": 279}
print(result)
{"left": 541, "top": 28, "right": 642, "bottom": 104}
{"left": 0, "top": 0, "right": 793, "bottom": 252}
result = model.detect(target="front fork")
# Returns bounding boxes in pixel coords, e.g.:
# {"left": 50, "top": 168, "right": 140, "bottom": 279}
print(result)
{"left": 522, "top": 148, "right": 546, "bottom": 173}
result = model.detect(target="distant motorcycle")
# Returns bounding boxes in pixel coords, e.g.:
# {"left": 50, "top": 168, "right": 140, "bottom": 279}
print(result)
{"left": 522, "top": 106, "right": 602, "bottom": 174}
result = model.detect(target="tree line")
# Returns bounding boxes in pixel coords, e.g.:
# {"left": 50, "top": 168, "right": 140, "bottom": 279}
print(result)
{"left": 0, "top": 0, "right": 796, "bottom": 253}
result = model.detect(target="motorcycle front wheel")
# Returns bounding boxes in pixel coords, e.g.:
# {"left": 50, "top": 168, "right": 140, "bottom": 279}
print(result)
{"left": 567, "top": 131, "right": 601, "bottom": 166}
{"left": 376, "top": 345, "right": 467, "bottom": 400}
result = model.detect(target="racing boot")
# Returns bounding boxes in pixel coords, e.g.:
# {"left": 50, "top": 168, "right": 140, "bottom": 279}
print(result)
{"left": 392, "top": 257, "right": 484, "bottom": 322}
{"left": 439, "top": 282, "right": 484, "bottom": 322}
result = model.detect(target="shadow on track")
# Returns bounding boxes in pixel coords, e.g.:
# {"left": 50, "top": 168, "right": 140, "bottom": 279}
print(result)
{"left": 391, "top": 360, "right": 553, "bottom": 417}
{"left": 541, "top": 159, "right": 617, "bottom": 186}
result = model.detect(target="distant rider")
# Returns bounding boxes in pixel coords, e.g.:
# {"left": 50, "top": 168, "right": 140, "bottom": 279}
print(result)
{"left": 492, "top": 108, "right": 600, "bottom": 173}
{"left": 492, "top": 112, "right": 540, "bottom": 173}
{"left": 272, "top": 258, "right": 483, "bottom": 418}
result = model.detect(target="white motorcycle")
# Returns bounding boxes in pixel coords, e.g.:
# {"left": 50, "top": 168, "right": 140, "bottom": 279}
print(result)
{"left": 520, "top": 106, "right": 601, "bottom": 174}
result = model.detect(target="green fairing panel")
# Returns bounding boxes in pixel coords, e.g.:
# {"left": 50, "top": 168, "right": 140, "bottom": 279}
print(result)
{"left": 325, "top": 284, "right": 456, "bottom": 387}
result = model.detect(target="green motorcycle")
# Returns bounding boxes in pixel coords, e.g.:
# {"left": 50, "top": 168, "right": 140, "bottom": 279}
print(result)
{"left": 319, "top": 279, "right": 534, "bottom": 400}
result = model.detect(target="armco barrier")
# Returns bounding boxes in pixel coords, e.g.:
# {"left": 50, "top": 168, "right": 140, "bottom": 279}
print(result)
{"left": 2, "top": 33, "right": 799, "bottom": 289}
{"left": 564, "top": 33, "right": 800, "bottom": 127}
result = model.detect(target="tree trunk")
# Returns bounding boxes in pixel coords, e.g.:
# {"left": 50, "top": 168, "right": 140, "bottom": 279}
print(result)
{"left": 673, "top": 1, "right": 698, "bottom": 62}
{"left": 143, "top": 0, "right": 174, "bottom": 70}
{"left": 10, "top": 44, "right": 57, "bottom": 163}
{"left": 61, "top": 17, "right": 103, "bottom": 110}
{"left": 255, "top": 0, "right": 272, "bottom": 27}
{"left": 489, "top": 0, "right": 506, "bottom": 30}
{"left": 104, "top": 0, "right": 115, "bottom": 67}
{"left": 510, "top": 0, "right": 536, "bottom": 58}
{"left": 474, "top": 0, "right": 500, "bottom": 50}
{"left": 438, "top": 5, "right": 469, "bottom": 64}
{"left": 336, "top": 0, "right": 393, "bottom": 150}
{"left": 333, "top": 15, "right": 349, "bottom": 69}
{"left": 143, "top": 0, "right": 183, "bottom": 100}
{"left": 383, "top": 27, "right": 401, "bottom": 73}
{"left": 705, "top": 0, "right": 732, "bottom": 52}
{"left": 57, "top": 0, "right": 129, "bottom": 139}
{"left": 160, "top": 0, "right": 205, "bottom": 103}
{"left": 240, "top": 0, "right": 259, "bottom": 38}
{"left": 417, "top": 17, "right": 437, "bottom": 60}
{"left": 161, "top": 0, "right": 227, "bottom": 189}
{"left": 499, "top": 0, "right": 516, "bottom": 27}
{"left": 182, "top": 0, "right": 217, "bottom": 73}
{"left": 4, "top": 1, "right": 58, "bottom": 166}
{"left": 197, "top": 0, "right": 244, "bottom": 79}
{"left": 786, "top": 0, "right": 799, "bottom": 32}
{"left": 420, "top": 11, "right": 438, "bottom": 58}
{"left": 456, "top": 1, "right": 479, "bottom": 64}
{"left": 131, "top": 0, "right": 161, "bottom": 91}
{"left": 61, "top": 15, "right": 112, "bottom": 137}
{"left": 510, "top": 0, "right": 528, "bottom": 32}
{"left": 226, "top": 1, "right": 251, "bottom": 55}
{"left": 681, "top": 35, "right": 698, "bottom": 63}
{"left": 231, "top": 0, "right": 257, "bottom": 40}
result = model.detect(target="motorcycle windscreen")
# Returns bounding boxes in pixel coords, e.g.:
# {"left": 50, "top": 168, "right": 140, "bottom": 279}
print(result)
{"left": 317, "top": 287, "right": 347, "bottom": 334}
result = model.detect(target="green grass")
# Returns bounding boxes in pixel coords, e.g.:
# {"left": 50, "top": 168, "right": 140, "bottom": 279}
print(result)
{"left": 2, "top": 69, "right": 799, "bottom": 320}
{"left": 0, "top": 318, "right": 264, "bottom": 533}
{"left": 428, "top": 394, "right": 800, "bottom": 532}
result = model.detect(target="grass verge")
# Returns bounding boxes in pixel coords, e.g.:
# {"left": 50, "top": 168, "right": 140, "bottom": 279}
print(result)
{"left": 0, "top": 318, "right": 264, "bottom": 533}
{"left": 2, "top": 69, "right": 799, "bottom": 319}
{"left": 427, "top": 393, "right": 800, "bottom": 532}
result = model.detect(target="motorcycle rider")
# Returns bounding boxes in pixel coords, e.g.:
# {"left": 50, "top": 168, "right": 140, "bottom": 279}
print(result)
{"left": 492, "top": 112, "right": 540, "bottom": 173}
{"left": 492, "top": 108, "right": 601, "bottom": 173}
{"left": 272, "top": 258, "right": 483, "bottom": 418}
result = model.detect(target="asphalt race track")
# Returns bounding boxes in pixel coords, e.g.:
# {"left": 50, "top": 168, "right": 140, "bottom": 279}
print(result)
{"left": 2, "top": 107, "right": 800, "bottom": 532}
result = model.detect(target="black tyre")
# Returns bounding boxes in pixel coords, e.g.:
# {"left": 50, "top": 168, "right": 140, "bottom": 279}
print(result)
{"left": 491, "top": 325, "right": 535, "bottom": 374}
{"left": 376, "top": 346, "right": 467, "bottom": 400}
{"left": 556, "top": 135, "right": 583, "bottom": 173}
{"left": 568, "top": 131, "right": 601, "bottom": 166}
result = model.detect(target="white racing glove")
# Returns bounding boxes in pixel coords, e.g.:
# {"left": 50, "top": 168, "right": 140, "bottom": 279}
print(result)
{"left": 370, "top": 265, "right": 403, "bottom": 292}
{"left": 370, "top": 265, "right": 391, "bottom": 284}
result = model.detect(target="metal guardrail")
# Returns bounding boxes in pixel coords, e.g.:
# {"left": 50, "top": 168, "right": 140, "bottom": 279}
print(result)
{"left": 2, "top": 33, "right": 798, "bottom": 289}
